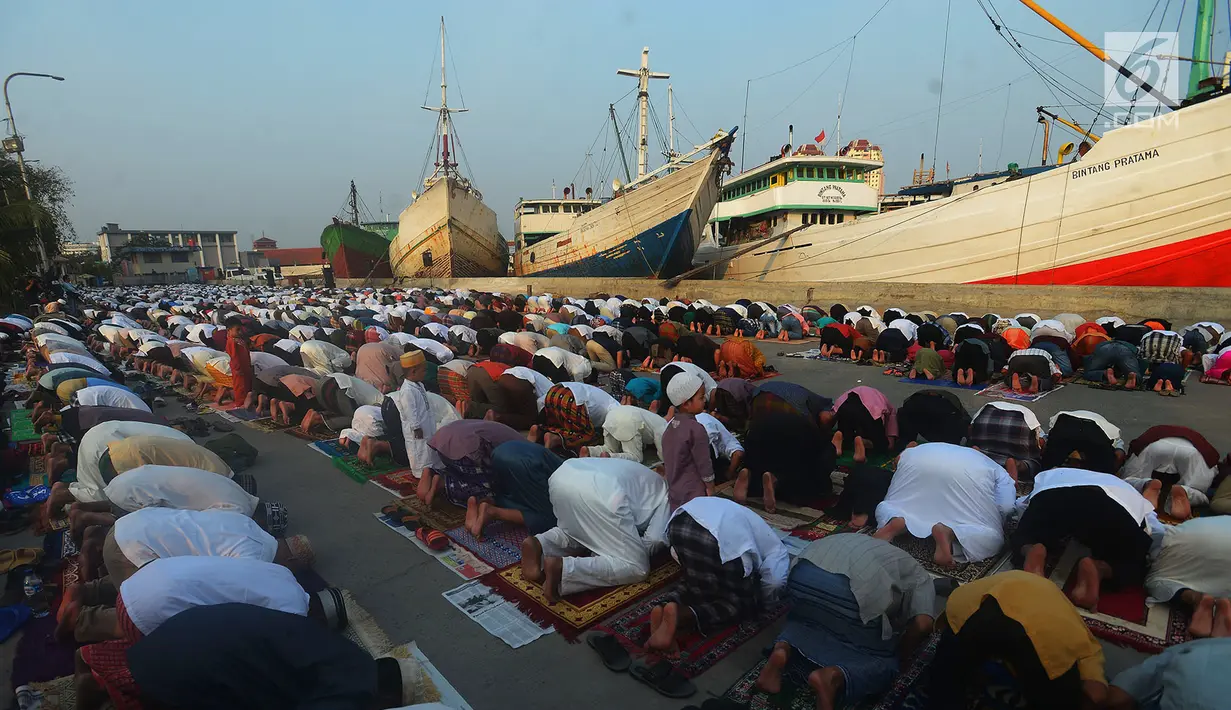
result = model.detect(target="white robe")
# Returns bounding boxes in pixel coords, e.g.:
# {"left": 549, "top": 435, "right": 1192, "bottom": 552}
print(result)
{"left": 390, "top": 380, "right": 442, "bottom": 474}
{"left": 1122, "top": 437, "right": 1218, "bottom": 509}
{"left": 70, "top": 422, "right": 191, "bottom": 503}
{"left": 104, "top": 464, "right": 258, "bottom": 515}
{"left": 75, "top": 385, "right": 150, "bottom": 412}
{"left": 114, "top": 508, "right": 278, "bottom": 567}
{"left": 300, "top": 340, "right": 352, "bottom": 375}
{"left": 537, "top": 458, "right": 670, "bottom": 595}
{"left": 586, "top": 405, "right": 667, "bottom": 464}
{"left": 1147, "top": 517, "right": 1231, "bottom": 602}
{"left": 671, "top": 496, "right": 789, "bottom": 602}
{"left": 875, "top": 443, "right": 1016, "bottom": 563}
{"left": 121, "top": 557, "right": 308, "bottom": 636}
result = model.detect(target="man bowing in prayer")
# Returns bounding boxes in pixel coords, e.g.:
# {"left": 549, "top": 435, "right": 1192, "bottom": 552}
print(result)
{"left": 521, "top": 457, "right": 670, "bottom": 603}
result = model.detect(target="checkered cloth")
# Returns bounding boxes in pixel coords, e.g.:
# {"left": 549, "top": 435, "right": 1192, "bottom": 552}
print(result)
{"left": 437, "top": 366, "right": 469, "bottom": 405}
{"left": 543, "top": 384, "right": 599, "bottom": 449}
{"left": 667, "top": 512, "right": 761, "bottom": 634}
{"left": 969, "top": 406, "right": 1042, "bottom": 468}
{"left": 1138, "top": 330, "right": 1183, "bottom": 364}
{"left": 1007, "top": 348, "right": 1061, "bottom": 377}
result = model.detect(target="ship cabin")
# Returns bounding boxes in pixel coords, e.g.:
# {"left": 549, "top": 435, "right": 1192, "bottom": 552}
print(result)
{"left": 708, "top": 153, "right": 882, "bottom": 247}
{"left": 513, "top": 196, "right": 605, "bottom": 250}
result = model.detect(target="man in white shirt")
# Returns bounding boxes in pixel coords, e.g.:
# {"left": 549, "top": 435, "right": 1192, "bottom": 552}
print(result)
{"left": 582, "top": 405, "right": 667, "bottom": 465}
{"left": 74, "top": 385, "right": 150, "bottom": 413}
{"left": 647, "top": 496, "right": 789, "bottom": 652}
{"left": 696, "top": 412, "right": 745, "bottom": 481}
{"left": 521, "top": 458, "right": 670, "bottom": 602}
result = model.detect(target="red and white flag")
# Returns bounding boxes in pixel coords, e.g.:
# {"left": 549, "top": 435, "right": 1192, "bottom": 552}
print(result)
{"left": 814, "top": 130, "right": 826, "bottom": 145}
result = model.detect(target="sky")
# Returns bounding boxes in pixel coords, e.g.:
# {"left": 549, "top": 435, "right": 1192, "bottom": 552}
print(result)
{"left": 5, "top": 0, "right": 1225, "bottom": 249}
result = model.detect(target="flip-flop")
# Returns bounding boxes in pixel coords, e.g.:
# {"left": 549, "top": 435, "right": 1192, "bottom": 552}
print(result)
{"left": 629, "top": 660, "right": 695, "bottom": 699}
{"left": 587, "top": 633, "right": 632, "bottom": 672}
{"left": 416, "top": 527, "right": 448, "bottom": 550}
{"left": 0, "top": 550, "right": 15, "bottom": 574}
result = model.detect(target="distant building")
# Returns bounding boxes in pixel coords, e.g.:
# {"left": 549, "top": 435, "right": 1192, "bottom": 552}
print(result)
{"left": 97, "top": 223, "right": 241, "bottom": 270}
{"left": 111, "top": 245, "right": 203, "bottom": 284}
{"left": 61, "top": 241, "right": 101, "bottom": 258}
{"left": 839, "top": 139, "right": 884, "bottom": 196}
{"left": 252, "top": 235, "right": 278, "bottom": 251}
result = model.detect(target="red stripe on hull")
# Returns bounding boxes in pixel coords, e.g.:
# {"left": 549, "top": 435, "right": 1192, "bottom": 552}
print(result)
{"left": 971, "top": 229, "right": 1231, "bottom": 287}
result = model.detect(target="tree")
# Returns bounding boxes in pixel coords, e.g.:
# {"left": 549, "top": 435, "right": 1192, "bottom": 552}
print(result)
{"left": 0, "top": 151, "right": 74, "bottom": 296}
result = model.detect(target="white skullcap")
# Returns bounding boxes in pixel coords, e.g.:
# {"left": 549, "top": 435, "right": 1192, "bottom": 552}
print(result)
{"left": 666, "top": 372, "right": 704, "bottom": 407}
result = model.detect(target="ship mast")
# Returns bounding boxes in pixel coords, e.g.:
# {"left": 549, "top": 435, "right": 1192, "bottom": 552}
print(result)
{"left": 617, "top": 47, "right": 669, "bottom": 179}
{"left": 422, "top": 17, "right": 468, "bottom": 184}
{"left": 348, "top": 180, "right": 361, "bottom": 224}
{"left": 667, "top": 84, "right": 677, "bottom": 160}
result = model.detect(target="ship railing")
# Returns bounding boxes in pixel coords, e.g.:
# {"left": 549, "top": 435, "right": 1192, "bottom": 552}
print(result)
{"left": 621, "top": 130, "right": 730, "bottom": 193}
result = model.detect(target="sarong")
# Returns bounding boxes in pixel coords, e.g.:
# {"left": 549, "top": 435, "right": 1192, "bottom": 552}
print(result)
{"left": 668, "top": 512, "right": 760, "bottom": 634}
{"left": 542, "top": 385, "right": 599, "bottom": 449}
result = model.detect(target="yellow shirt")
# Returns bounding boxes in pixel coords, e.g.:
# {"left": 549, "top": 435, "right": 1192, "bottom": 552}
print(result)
{"left": 945, "top": 570, "right": 1105, "bottom": 684}
{"left": 107, "top": 436, "right": 233, "bottom": 478}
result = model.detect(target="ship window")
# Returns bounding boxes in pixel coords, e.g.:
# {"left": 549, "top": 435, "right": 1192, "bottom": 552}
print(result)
{"left": 837, "top": 214, "right": 845, "bottom": 223}
{"left": 422, "top": 250, "right": 434, "bottom": 268}
{"left": 838, "top": 167, "right": 847, "bottom": 179}
{"left": 529, "top": 252, "right": 535, "bottom": 264}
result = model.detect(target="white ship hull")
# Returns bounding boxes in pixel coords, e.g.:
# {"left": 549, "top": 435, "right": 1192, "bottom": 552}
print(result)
{"left": 704, "top": 93, "right": 1231, "bottom": 287}
{"left": 390, "top": 177, "right": 507, "bottom": 278}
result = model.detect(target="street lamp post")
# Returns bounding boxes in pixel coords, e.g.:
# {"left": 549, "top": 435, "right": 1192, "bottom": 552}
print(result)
{"left": 3, "top": 72, "right": 65, "bottom": 274}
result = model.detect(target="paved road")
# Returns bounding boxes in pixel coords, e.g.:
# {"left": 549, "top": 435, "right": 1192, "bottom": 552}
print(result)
{"left": 8, "top": 341, "right": 1228, "bottom": 709}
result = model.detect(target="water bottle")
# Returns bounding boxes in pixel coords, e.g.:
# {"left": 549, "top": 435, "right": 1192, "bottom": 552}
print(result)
{"left": 23, "top": 571, "right": 47, "bottom": 618}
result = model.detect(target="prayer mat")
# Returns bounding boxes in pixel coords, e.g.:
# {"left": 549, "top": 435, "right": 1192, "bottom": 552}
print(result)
{"left": 244, "top": 417, "right": 295, "bottom": 433}
{"left": 284, "top": 424, "right": 333, "bottom": 441}
{"left": 223, "top": 407, "right": 264, "bottom": 421}
{"left": 714, "top": 481, "right": 825, "bottom": 531}
{"left": 723, "top": 631, "right": 942, "bottom": 710}
{"left": 1200, "top": 374, "right": 1231, "bottom": 385}
{"left": 593, "top": 586, "right": 791, "bottom": 678}
{"left": 834, "top": 449, "right": 897, "bottom": 471}
{"left": 370, "top": 469, "right": 419, "bottom": 498}
{"left": 789, "top": 516, "right": 873, "bottom": 541}
{"left": 746, "top": 370, "right": 784, "bottom": 383}
{"left": 333, "top": 455, "right": 404, "bottom": 483}
{"left": 23, "top": 675, "right": 75, "bottom": 710}
{"left": 976, "top": 382, "right": 1065, "bottom": 402}
{"left": 891, "top": 533, "right": 1010, "bottom": 584}
{"left": 1044, "top": 540, "right": 1182, "bottom": 653}
{"left": 194, "top": 401, "right": 242, "bottom": 415}
{"left": 445, "top": 522, "right": 530, "bottom": 569}
{"left": 897, "top": 376, "right": 982, "bottom": 390}
{"left": 13, "top": 534, "right": 78, "bottom": 688}
{"left": 395, "top": 495, "right": 468, "bottom": 532}
{"left": 781, "top": 349, "right": 848, "bottom": 362}
{"left": 7, "top": 408, "right": 39, "bottom": 443}
{"left": 479, "top": 555, "right": 681, "bottom": 642}
{"left": 310, "top": 438, "right": 352, "bottom": 458}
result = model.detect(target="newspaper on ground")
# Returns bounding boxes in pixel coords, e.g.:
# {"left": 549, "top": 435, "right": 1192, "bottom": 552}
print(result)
{"left": 442, "top": 579, "right": 554, "bottom": 649}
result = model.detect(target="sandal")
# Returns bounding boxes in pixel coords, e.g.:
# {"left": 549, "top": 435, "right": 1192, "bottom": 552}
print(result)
{"left": 415, "top": 527, "right": 448, "bottom": 551}
{"left": 628, "top": 660, "right": 695, "bottom": 699}
{"left": 587, "top": 632, "right": 632, "bottom": 672}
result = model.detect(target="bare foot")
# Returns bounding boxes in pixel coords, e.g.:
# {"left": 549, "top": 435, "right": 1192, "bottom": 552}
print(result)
{"left": 923, "top": 370, "right": 935, "bottom": 380}
{"left": 1153, "top": 379, "right": 1164, "bottom": 393}
{"left": 527, "top": 424, "right": 540, "bottom": 443}
{"left": 756, "top": 642, "right": 790, "bottom": 694}
{"left": 808, "top": 666, "right": 845, "bottom": 710}
{"left": 1004, "top": 457, "right": 1017, "bottom": 482}
{"left": 908, "top": 368, "right": 917, "bottom": 379}
{"left": 831, "top": 430, "right": 843, "bottom": 456}
{"left": 1027, "top": 375, "right": 1040, "bottom": 394}
{"left": 278, "top": 400, "right": 294, "bottom": 423}
{"left": 849, "top": 512, "right": 869, "bottom": 527}
{"left": 520, "top": 536, "right": 544, "bottom": 584}
{"left": 1011, "top": 373, "right": 1023, "bottom": 392}
{"left": 647, "top": 602, "right": 679, "bottom": 652}
{"left": 416, "top": 470, "right": 434, "bottom": 503}
{"left": 853, "top": 436, "right": 866, "bottom": 464}
{"left": 54, "top": 586, "right": 80, "bottom": 642}
{"left": 1169, "top": 485, "right": 1192, "bottom": 520}
{"left": 1023, "top": 543, "right": 1047, "bottom": 576}
{"left": 425, "top": 474, "right": 442, "bottom": 509}
{"left": 1214, "top": 599, "right": 1231, "bottom": 638}
{"left": 1105, "top": 368, "right": 1118, "bottom": 386}
{"left": 1125, "top": 372, "right": 1137, "bottom": 389}
{"left": 733, "top": 468, "right": 750, "bottom": 504}
{"left": 542, "top": 556, "right": 564, "bottom": 604}
{"left": 762, "top": 471, "right": 777, "bottom": 513}
{"left": 543, "top": 432, "right": 562, "bottom": 452}
{"left": 465, "top": 497, "right": 480, "bottom": 537}
{"left": 483, "top": 409, "right": 494, "bottom": 421}
{"left": 1068, "top": 557, "right": 1101, "bottom": 610}
{"left": 1143, "top": 479, "right": 1163, "bottom": 509}
{"left": 1190, "top": 595, "right": 1215, "bottom": 638}
{"left": 932, "top": 523, "right": 956, "bottom": 568}
{"left": 873, "top": 517, "right": 906, "bottom": 542}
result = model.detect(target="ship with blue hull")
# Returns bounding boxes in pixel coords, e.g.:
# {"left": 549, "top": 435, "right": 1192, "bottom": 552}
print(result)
{"left": 513, "top": 47, "right": 735, "bottom": 279}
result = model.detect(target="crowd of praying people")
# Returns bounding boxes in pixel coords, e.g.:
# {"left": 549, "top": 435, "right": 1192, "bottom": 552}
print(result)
{"left": 4, "top": 282, "right": 1231, "bottom": 710}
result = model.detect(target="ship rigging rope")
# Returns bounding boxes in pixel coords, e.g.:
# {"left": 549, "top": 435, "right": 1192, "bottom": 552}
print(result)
{"left": 994, "top": 82, "right": 1013, "bottom": 170}
{"left": 751, "top": 40, "right": 852, "bottom": 132}
{"left": 931, "top": 0, "right": 953, "bottom": 174}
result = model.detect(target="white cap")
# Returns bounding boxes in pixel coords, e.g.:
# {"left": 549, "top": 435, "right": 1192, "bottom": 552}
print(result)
{"left": 666, "top": 372, "right": 704, "bottom": 407}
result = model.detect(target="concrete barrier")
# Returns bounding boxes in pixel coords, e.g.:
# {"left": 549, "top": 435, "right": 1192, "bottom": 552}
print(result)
{"left": 334, "top": 277, "right": 1231, "bottom": 324}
